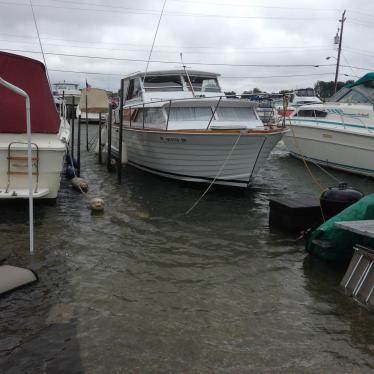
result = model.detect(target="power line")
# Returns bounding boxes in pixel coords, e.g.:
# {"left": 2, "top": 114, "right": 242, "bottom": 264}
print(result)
{"left": 169, "top": 0, "right": 340, "bottom": 12}
{"left": 0, "top": 0, "right": 336, "bottom": 20}
{"left": 0, "top": 39, "right": 336, "bottom": 55}
{"left": 0, "top": 33, "right": 336, "bottom": 51}
{"left": 49, "top": 68, "right": 337, "bottom": 80}
{"left": 0, "top": 47, "right": 333, "bottom": 68}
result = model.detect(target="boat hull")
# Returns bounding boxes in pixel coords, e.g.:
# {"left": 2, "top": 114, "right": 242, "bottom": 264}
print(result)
{"left": 0, "top": 122, "right": 69, "bottom": 199}
{"left": 283, "top": 123, "right": 374, "bottom": 177}
{"left": 112, "top": 128, "right": 286, "bottom": 187}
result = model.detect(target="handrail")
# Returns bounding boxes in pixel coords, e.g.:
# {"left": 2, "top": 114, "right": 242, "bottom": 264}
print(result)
{"left": 119, "top": 94, "right": 262, "bottom": 132}
{"left": 122, "top": 94, "right": 242, "bottom": 110}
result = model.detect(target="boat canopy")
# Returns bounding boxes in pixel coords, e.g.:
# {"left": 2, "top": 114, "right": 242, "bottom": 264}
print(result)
{"left": 79, "top": 88, "right": 109, "bottom": 113}
{"left": 346, "top": 72, "right": 374, "bottom": 88}
{"left": 0, "top": 52, "right": 60, "bottom": 134}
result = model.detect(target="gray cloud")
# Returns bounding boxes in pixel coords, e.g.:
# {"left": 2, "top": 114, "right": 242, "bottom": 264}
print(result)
{"left": 1, "top": 0, "right": 373, "bottom": 93}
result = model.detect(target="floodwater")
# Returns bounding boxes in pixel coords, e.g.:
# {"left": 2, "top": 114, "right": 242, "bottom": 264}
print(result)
{"left": 1, "top": 127, "right": 374, "bottom": 373}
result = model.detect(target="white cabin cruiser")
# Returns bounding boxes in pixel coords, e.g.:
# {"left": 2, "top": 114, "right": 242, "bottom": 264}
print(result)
{"left": 110, "top": 70, "right": 288, "bottom": 187}
{"left": 0, "top": 52, "right": 70, "bottom": 200}
{"left": 283, "top": 73, "right": 374, "bottom": 177}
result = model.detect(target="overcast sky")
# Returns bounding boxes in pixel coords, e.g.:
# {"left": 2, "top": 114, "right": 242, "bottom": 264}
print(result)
{"left": 1, "top": 0, "right": 373, "bottom": 93}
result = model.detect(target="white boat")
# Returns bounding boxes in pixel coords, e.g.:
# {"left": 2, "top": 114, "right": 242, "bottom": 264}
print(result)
{"left": 277, "top": 88, "right": 322, "bottom": 118}
{"left": 109, "top": 70, "right": 288, "bottom": 187}
{"left": 283, "top": 73, "right": 374, "bottom": 177}
{"left": 0, "top": 52, "right": 70, "bottom": 200}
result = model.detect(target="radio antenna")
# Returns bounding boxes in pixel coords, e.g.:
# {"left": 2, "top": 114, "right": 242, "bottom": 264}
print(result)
{"left": 143, "top": 0, "right": 167, "bottom": 85}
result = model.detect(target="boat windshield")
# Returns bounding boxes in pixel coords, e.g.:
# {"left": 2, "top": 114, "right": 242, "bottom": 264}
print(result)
{"left": 337, "top": 89, "right": 372, "bottom": 104}
{"left": 134, "top": 108, "right": 166, "bottom": 124}
{"left": 216, "top": 107, "right": 257, "bottom": 121}
{"left": 169, "top": 107, "right": 212, "bottom": 121}
{"left": 143, "top": 75, "right": 183, "bottom": 91}
{"left": 295, "top": 88, "right": 316, "bottom": 97}
{"left": 184, "top": 76, "right": 220, "bottom": 92}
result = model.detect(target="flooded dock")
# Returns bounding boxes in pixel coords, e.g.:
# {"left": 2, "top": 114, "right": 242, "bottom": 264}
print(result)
{"left": 1, "top": 128, "right": 374, "bottom": 373}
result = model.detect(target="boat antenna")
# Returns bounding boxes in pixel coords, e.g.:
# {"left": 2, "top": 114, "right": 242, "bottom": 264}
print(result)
{"left": 142, "top": 0, "right": 167, "bottom": 85}
{"left": 180, "top": 52, "right": 195, "bottom": 97}
{"left": 29, "top": 0, "right": 52, "bottom": 92}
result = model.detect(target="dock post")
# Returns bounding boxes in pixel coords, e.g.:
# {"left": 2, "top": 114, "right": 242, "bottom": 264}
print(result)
{"left": 98, "top": 112, "right": 102, "bottom": 164}
{"left": 71, "top": 96, "right": 75, "bottom": 158}
{"left": 77, "top": 115, "right": 81, "bottom": 177}
{"left": 85, "top": 92, "right": 89, "bottom": 151}
{"left": 118, "top": 78, "right": 124, "bottom": 184}
{"left": 107, "top": 103, "right": 113, "bottom": 172}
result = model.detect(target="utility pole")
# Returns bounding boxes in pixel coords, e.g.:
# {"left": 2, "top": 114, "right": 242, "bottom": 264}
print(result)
{"left": 334, "top": 10, "right": 346, "bottom": 94}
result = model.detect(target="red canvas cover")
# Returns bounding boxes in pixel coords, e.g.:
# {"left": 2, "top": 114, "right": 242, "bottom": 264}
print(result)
{"left": 0, "top": 52, "right": 59, "bottom": 133}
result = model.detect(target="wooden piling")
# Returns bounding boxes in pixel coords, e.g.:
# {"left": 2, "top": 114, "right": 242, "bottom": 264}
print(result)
{"left": 77, "top": 115, "right": 81, "bottom": 177}
{"left": 107, "top": 103, "right": 113, "bottom": 172}
{"left": 118, "top": 79, "right": 124, "bottom": 184}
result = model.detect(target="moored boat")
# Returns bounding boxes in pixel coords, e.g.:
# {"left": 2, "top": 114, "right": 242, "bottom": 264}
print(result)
{"left": 109, "top": 70, "right": 288, "bottom": 187}
{"left": 0, "top": 52, "right": 70, "bottom": 200}
{"left": 283, "top": 73, "right": 374, "bottom": 178}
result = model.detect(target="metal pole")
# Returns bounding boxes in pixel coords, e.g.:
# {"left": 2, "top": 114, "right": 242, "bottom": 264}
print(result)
{"left": 85, "top": 92, "right": 89, "bottom": 151}
{"left": 71, "top": 95, "right": 75, "bottom": 158}
{"left": 118, "top": 78, "right": 124, "bottom": 184}
{"left": 107, "top": 103, "right": 113, "bottom": 172}
{"left": 0, "top": 77, "right": 34, "bottom": 254}
{"left": 166, "top": 100, "right": 171, "bottom": 130}
{"left": 98, "top": 112, "right": 102, "bottom": 164}
{"left": 334, "top": 10, "right": 346, "bottom": 94}
{"left": 206, "top": 96, "right": 222, "bottom": 130}
{"left": 77, "top": 115, "right": 81, "bottom": 177}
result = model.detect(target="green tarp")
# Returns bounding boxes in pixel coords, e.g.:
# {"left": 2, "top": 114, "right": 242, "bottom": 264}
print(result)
{"left": 305, "top": 194, "right": 374, "bottom": 262}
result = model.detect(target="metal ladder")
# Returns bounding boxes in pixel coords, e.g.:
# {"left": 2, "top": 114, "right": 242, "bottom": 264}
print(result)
{"left": 6, "top": 142, "right": 39, "bottom": 194}
{"left": 340, "top": 244, "right": 374, "bottom": 311}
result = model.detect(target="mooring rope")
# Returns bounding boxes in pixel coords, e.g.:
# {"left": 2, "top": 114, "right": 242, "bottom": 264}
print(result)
{"left": 185, "top": 132, "right": 242, "bottom": 215}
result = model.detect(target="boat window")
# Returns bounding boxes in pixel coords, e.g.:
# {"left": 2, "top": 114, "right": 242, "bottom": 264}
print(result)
{"left": 216, "top": 107, "right": 257, "bottom": 121}
{"left": 314, "top": 110, "right": 328, "bottom": 117}
{"left": 337, "top": 89, "right": 371, "bottom": 104}
{"left": 134, "top": 108, "right": 166, "bottom": 124}
{"left": 168, "top": 107, "right": 213, "bottom": 121}
{"left": 184, "top": 76, "right": 220, "bottom": 92}
{"left": 295, "top": 109, "right": 327, "bottom": 117}
{"left": 295, "top": 88, "right": 316, "bottom": 97}
{"left": 143, "top": 75, "right": 183, "bottom": 91}
{"left": 297, "top": 110, "right": 315, "bottom": 117}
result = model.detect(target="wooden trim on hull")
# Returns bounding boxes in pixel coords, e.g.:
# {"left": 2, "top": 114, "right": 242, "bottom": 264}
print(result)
{"left": 121, "top": 126, "right": 288, "bottom": 136}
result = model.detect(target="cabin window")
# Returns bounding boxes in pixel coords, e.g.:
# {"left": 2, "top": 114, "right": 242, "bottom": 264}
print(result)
{"left": 135, "top": 108, "right": 165, "bottom": 124}
{"left": 337, "top": 90, "right": 371, "bottom": 104}
{"left": 168, "top": 107, "right": 213, "bottom": 121}
{"left": 143, "top": 75, "right": 183, "bottom": 91}
{"left": 184, "top": 76, "right": 220, "bottom": 92}
{"left": 216, "top": 107, "right": 257, "bottom": 121}
{"left": 295, "top": 109, "right": 327, "bottom": 118}
{"left": 297, "top": 110, "right": 315, "bottom": 117}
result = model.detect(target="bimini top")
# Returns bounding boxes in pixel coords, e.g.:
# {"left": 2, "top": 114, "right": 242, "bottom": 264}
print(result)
{"left": 0, "top": 52, "right": 60, "bottom": 134}
{"left": 346, "top": 72, "right": 374, "bottom": 88}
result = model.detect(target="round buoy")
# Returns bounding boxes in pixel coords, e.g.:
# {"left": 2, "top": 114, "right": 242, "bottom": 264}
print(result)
{"left": 320, "top": 182, "right": 363, "bottom": 219}
{"left": 90, "top": 198, "right": 104, "bottom": 212}
{"left": 71, "top": 177, "right": 88, "bottom": 192}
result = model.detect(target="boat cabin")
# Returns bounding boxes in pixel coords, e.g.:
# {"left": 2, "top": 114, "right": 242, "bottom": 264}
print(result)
{"left": 122, "top": 70, "right": 223, "bottom": 104}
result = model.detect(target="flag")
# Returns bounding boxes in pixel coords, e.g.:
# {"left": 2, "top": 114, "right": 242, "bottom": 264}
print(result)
{"left": 85, "top": 79, "right": 91, "bottom": 91}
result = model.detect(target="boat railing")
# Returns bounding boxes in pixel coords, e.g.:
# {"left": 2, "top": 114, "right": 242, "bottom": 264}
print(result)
{"left": 120, "top": 94, "right": 258, "bottom": 131}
